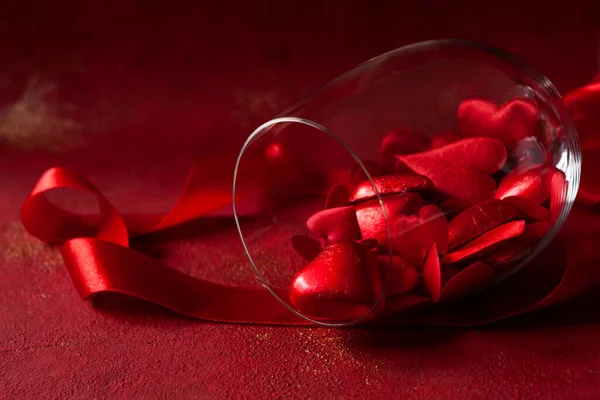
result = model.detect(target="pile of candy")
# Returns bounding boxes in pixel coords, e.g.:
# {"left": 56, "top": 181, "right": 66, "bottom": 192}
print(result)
{"left": 288, "top": 97, "right": 566, "bottom": 320}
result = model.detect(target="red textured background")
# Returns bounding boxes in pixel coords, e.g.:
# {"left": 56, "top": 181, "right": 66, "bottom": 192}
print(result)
{"left": 2, "top": 1, "right": 600, "bottom": 398}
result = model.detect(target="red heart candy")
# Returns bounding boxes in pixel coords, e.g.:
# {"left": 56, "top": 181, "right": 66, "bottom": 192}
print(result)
{"left": 289, "top": 241, "right": 382, "bottom": 320}
{"left": 306, "top": 205, "right": 361, "bottom": 246}
{"left": 355, "top": 193, "right": 424, "bottom": 239}
{"left": 391, "top": 205, "right": 448, "bottom": 266}
{"left": 458, "top": 98, "right": 540, "bottom": 151}
{"left": 441, "top": 220, "right": 526, "bottom": 264}
{"left": 419, "top": 205, "right": 449, "bottom": 254}
{"left": 439, "top": 262, "right": 496, "bottom": 302}
{"left": 378, "top": 255, "right": 420, "bottom": 296}
{"left": 429, "top": 132, "right": 462, "bottom": 149}
{"left": 448, "top": 199, "right": 519, "bottom": 250}
{"left": 501, "top": 196, "right": 549, "bottom": 221}
{"left": 350, "top": 161, "right": 387, "bottom": 184}
{"left": 291, "top": 235, "right": 322, "bottom": 261}
{"left": 397, "top": 138, "right": 507, "bottom": 203}
{"left": 423, "top": 243, "right": 441, "bottom": 302}
{"left": 350, "top": 173, "right": 434, "bottom": 203}
{"left": 549, "top": 169, "right": 567, "bottom": 222}
{"left": 380, "top": 128, "right": 430, "bottom": 169}
{"left": 324, "top": 185, "right": 350, "bottom": 209}
{"left": 485, "top": 220, "right": 552, "bottom": 266}
{"left": 495, "top": 166, "right": 552, "bottom": 204}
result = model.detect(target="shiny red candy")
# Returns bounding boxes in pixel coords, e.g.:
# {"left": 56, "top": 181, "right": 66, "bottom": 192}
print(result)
{"left": 289, "top": 241, "right": 382, "bottom": 320}
{"left": 355, "top": 193, "right": 423, "bottom": 239}
{"left": 306, "top": 205, "right": 361, "bottom": 246}
{"left": 502, "top": 196, "right": 550, "bottom": 222}
{"left": 350, "top": 173, "right": 434, "bottom": 203}
{"left": 439, "top": 262, "right": 496, "bottom": 302}
{"left": 458, "top": 98, "right": 540, "bottom": 151}
{"left": 423, "top": 244, "right": 441, "bottom": 302}
{"left": 379, "top": 255, "right": 420, "bottom": 296}
{"left": 442, "top": 220, "right": 526, "bottom": 264}
{"left": 292, "top": 95, "right": 565, "bottom": 316}
{"left": 448, "top": 199, "right": 518, "bottom": 249}
{"left": 549, "top": 169, "right": 567, "bottom": 222}
{"left": 391, "top": 205, "right": 449, "bottom": 266}
{"left": 495, "top": 166, "right": 552, "bottom": 204}
{"left": 397, "top": 138, "right": 507, "bottom": 203}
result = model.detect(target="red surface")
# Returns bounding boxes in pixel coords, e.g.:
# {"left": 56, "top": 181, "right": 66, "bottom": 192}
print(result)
{"left": 2, "top": 1, "right": 600, "bottom": 398}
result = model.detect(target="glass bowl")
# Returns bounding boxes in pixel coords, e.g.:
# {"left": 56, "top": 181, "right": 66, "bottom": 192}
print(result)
{"left": 233, "top": 39, "right": 581, "bottom": 326}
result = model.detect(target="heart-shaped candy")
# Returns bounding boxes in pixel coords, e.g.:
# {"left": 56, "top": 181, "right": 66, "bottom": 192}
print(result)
{"left": 350, "top": 173, "right": 434, "bottom": 203}
{"left": 397, "top": 138, "right": 507, "bottom": 203}
{"left": 423, "top": 243, "right": 441, "bottom": 302}
{"left": 380, "top": 128, "right": 430, "bottom": 169}
{"left": 448, "top": 199, "right": 519, "bottom": 250}
{"left": 289, "top": 241, "right": 382, "bottom": 320}
{"left": 495, "top": 166, "right": 553, "bottom": 204}
{"left": 458, "top": 98, "right": 540, "bottom": 151}
{"left": 391, "top": 205, "right": 449, "bottom": 266}
{"left": 501, "top": 196, "right": 549, "bottom": 221}
{"left": 306, "top": 205, "right": 361, "bottom": 246}
{"left": 378, "top": 255, "right": 420, "bottom": 296}
{"left": 442, "top": 220, "right": 526, "bottom": 264}
{"left": 439, "top": 262, "right": 496, "bottom": 302}
{"left": 355, "top": 193, "right": 424, "bottom": 239}
{"left": 549, "top": 169, "right": 566, "bottom": 222}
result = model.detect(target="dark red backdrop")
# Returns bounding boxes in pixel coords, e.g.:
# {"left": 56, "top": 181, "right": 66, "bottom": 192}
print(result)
{"left": 2, "top": 1, "right": 600, "bottom": 398}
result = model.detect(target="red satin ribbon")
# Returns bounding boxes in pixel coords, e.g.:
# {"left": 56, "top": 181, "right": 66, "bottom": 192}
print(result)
{"left": 21, "top": 166, "right": 306, "bottom": 324}
{"left": 20, "top": 77, "right": 600, "bottom": 326}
